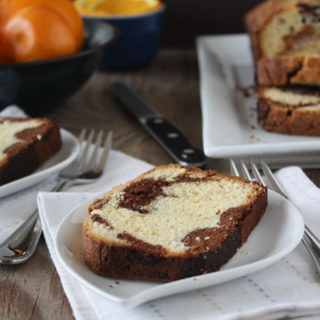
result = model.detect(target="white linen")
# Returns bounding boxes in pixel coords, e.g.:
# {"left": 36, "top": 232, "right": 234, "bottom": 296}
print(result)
{"left": 36, "top": 165, "right": 320, "bottom": 320}
{"left": 1, "top": 106, "right": 320, "bottom": 320}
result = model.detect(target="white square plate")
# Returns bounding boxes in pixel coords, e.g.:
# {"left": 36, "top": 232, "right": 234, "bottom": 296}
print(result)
{"left": 54, "top": 191, "right": 304, "bottom": 308}
{"left": 196, "top": 35, "right": 320, "bottom": 163}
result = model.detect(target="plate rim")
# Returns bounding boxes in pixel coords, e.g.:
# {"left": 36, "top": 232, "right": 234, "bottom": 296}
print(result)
{"left": 0, "top": 128, "right": 80, "bottom": 198}
{"left": 196, "top": 34, "right": 320, "bottom": 158}
{"left": 54, "top": 190, "right": 304, "bottom": 308}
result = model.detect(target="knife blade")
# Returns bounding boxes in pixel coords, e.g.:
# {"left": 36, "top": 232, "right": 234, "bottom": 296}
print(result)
{"left": 110, "top": 82, "right": 207, "bottom": 167}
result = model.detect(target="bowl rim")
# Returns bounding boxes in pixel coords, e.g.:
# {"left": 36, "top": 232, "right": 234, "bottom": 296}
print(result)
{"left": 0, "top": 20, "right": 117, "bottom": 68}
{"left": 80, "top": 3, "right": 165, "bottom": 20}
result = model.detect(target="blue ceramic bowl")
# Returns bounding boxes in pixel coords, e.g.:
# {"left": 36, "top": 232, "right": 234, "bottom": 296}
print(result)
{"left": 0, "top": 20, "right": 116, "bottom": 116}
{"left": 82, "top": 6, "right": 165, "bottom": 70}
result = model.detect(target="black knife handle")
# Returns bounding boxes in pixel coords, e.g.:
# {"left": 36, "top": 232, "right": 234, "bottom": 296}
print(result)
{"left": 143, "top": 116, "right": 207, "bottom": 167}
{"left": 110, "top": 82, "right": 207, "bottom": 167}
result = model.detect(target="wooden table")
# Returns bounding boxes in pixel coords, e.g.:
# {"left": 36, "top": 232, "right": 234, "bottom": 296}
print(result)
{"left": 1, "top": 49, "right": 319, "bottom": 320}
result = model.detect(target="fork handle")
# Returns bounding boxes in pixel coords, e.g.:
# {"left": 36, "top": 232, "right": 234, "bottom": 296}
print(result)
{"left": 302, "top": 234, "right": 320, "bottom": 275}
{"left": 1, "top": 207, "right": 39, "bottom": 248}
{"left": 0, "top": 179, "right": 67, "bottom": 246}
{"left": 305, "top": 225, "right": 320, "bottom": 254}
{"left": 0, "top": 217, "right": 43, "bottom": 264}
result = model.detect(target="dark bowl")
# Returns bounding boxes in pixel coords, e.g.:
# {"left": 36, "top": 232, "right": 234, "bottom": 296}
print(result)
{"left": 0, "top": 20, "right": 116, "bottom": 116}
{"left": 82, "top": 5, "right": 165, "bottom": 71}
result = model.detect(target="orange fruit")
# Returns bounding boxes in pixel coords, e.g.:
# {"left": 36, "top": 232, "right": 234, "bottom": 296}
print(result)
{"left": 74, "top": 0, "right": 162, "bottom": 16}
{"left": 0, "top": 0, "right": 84, "bottom": 63}
{"left": 5, "top": 5, "right": 79, "bottom": 63}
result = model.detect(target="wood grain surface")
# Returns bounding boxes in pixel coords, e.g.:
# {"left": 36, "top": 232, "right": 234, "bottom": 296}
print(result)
{"left": 0, "top": 49, "right": 319, "bottom": 320}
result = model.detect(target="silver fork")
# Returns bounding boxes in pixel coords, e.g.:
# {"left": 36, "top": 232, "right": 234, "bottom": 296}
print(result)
{"left": 0, "top": 129, "right": 113, "bottom": 265}
{"left": 230, "top": 159, "right": 320, "bottom": 275}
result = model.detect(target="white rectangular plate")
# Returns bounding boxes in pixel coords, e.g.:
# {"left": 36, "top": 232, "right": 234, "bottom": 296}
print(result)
{"left": 55, "top": 191, "right": 304, "bottom": 308}
{"left": 197, "top": 34, "right": 320, "bottom": 162}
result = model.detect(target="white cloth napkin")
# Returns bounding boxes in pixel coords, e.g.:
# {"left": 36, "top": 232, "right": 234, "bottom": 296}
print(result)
{"left": 1, "top": 106, "right": 320, "bottom": 319}
{"left": 275, "top": 167, "right": 320, "bottom": 235}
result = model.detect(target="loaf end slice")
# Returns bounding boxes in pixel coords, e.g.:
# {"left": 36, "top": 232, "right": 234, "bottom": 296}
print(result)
{"left": 258, "top": 86, "right": 320, "bottom": 135}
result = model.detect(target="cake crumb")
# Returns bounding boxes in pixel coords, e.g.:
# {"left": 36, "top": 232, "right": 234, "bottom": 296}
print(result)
{"left": 115, "top": 281, "right": 120, "bottom": 285}
{"left": 237, "top": 85, "right": 256, "bottom": 97}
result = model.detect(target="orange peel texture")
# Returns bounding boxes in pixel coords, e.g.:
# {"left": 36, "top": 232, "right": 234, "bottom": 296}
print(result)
{"left": 74, "top": 0, "right": 162, "bottom": 17}
{"left": 0, "top": 0, "right": 84, "bottom": 63}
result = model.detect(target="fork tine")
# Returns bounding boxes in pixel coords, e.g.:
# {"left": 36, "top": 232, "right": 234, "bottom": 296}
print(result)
{"left": 260, "top": 160, "right": 287, "bottom": 198}
{"left": 78, "top": 129, "right": 95, "bottom": 171}
{"left": 96, "top": 131, "right": 113, "bottom": 172}
{"left": 78, "top": 129, "right": 86, "bottom": 146}
{"left": 70, "top": 129, "right": 87, "bottom": 171}
{"left": 86, "top": 130, "right": 103, "bottom": 171}
{"left": 250, "top": 160, "right": 266, "bottom": 186}
{"left": 239, "top": 160, "right": 252, "bottom": 180}
{"left": 230, "top": 159, "right": 240, "bottom": 176}
{"left": 305, "top": 225, "right": 320, "bottom": 250}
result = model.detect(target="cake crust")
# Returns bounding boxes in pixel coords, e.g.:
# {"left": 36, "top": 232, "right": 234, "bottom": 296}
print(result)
{"left": 257, "top": 56, "right": 320, "bottom": 86}
{"left": 245, "top": 0, "right": 320, "bottom": 86}
{"left": 0, "top": 116, "right": 62, "bottom": 185}
{"left": 83, "top": 165, "right": 268, "bottom": 282}
{"left": 258, "top": 87, "right": 320, "bottom": 135}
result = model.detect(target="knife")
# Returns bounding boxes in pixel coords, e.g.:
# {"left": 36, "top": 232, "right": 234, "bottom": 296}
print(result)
{"left": 110, "top": 82, "right": 207, "bottom": 167}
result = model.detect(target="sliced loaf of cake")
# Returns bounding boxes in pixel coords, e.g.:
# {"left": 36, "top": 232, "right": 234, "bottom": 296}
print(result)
{"left": 83, "top": 164, "right": 267, "bottom": 282}
{"left": 246, "top": 0, "right": 320, "bottom": 86}
{"left": 258, "top": 86, "right": 320, "bottom": 135}
{"left": 0, "top": 116, "right": 62, "bottom": 185}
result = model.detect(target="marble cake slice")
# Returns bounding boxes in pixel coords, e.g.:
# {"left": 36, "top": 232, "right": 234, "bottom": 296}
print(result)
{"left": 0, "top": 116, "right": 62, "bottom": 185}
{"left": 83, "top": 164, "right": 267, "bottom": 282}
